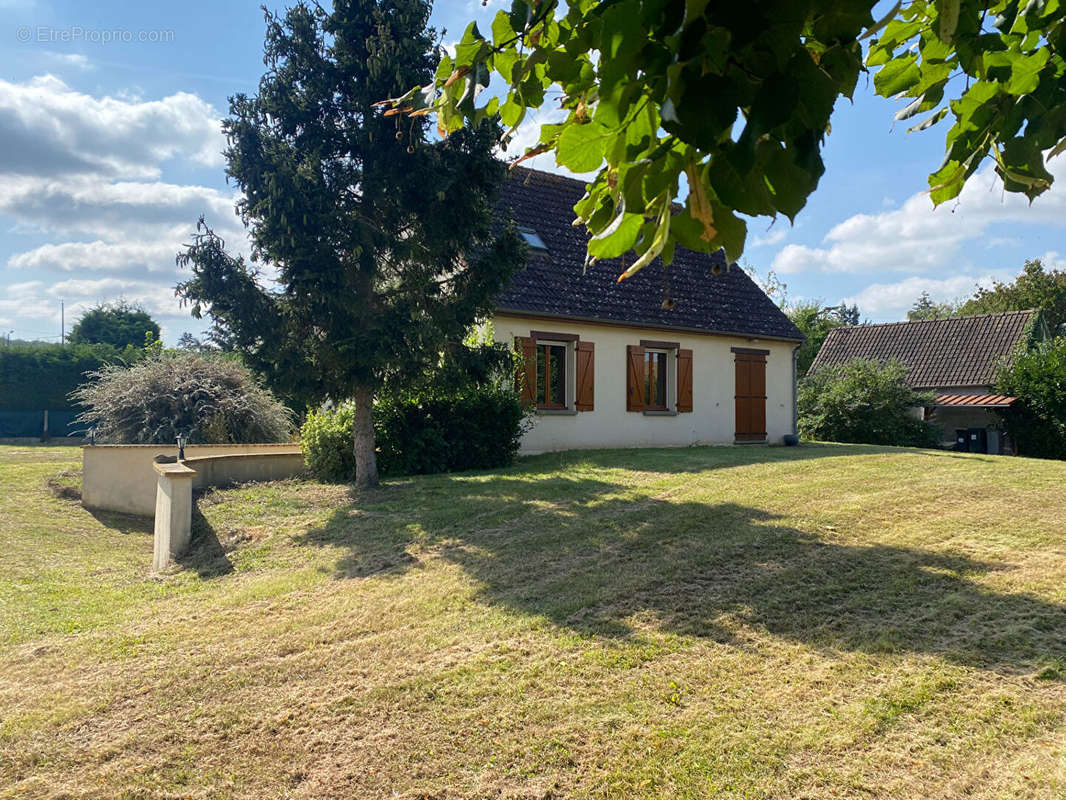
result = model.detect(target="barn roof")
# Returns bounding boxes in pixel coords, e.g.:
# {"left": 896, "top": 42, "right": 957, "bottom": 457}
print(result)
{"left": 494, "top": 167, "right": 802, "bottom": 342}
{"left": 809, "top": 310, "right": 1039, "bottom": 389}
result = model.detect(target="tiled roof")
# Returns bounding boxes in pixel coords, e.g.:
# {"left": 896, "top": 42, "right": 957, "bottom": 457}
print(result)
{"left": 934, "top": 393, "right": 1016, "bottom": 408}
{"left": 809, "top": 311, "right": 1038, "bottom": 389}
{"left": 494, "top": 168, "right": 803, "bottom": 342}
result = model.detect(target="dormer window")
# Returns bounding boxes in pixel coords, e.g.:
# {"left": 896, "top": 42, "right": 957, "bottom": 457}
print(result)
{"left": 518, "top": 225, "right": 547, "bottom": 250}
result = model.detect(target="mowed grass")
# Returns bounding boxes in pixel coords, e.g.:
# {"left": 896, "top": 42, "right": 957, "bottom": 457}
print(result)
{"left": 1, "top": 443, "right": 1066, "bottom": 799}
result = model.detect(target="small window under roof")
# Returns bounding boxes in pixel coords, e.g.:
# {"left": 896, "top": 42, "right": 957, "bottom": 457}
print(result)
{"left": 518, "top": 225, "right": 547, "bottom": 250}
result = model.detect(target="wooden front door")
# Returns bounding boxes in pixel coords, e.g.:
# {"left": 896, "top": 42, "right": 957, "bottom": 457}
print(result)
{"left": 734, "top": 351, "right": 767, "bottom": 441}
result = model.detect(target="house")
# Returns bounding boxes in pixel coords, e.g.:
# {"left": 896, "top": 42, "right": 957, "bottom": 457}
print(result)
{"left": 489, "top": 167, "right": 803, "bottom": 454}
{"left": 809, "top": 310, "right": 1047, "bottom": 454}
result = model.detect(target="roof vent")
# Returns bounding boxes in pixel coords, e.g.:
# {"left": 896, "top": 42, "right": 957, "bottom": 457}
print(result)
{"left": 518, "top": 225, "right": 547, "bottom": 250}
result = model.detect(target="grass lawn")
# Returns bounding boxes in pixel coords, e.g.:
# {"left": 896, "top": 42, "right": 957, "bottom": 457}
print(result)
{"left": 1, "top": 442, "right": 1065, "bottom": 798}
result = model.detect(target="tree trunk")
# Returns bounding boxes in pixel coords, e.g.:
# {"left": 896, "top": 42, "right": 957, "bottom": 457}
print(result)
{"left": 352, "top": 384, "right": 379, "bottom": 488}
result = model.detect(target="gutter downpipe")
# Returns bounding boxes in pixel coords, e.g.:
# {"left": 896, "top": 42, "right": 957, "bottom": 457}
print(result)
{"left": 791, "top": 344, "right": 801, "bottom": 436}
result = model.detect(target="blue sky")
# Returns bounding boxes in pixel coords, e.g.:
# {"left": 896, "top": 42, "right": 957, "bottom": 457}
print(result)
{"left": 1, "top": 0, "right": 1063, "bottom": 344}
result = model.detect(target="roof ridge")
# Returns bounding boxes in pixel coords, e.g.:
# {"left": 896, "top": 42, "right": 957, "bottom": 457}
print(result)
{"left": 509, "top": 164, "right": 592, "bottom": 190}
{"left": 835, "top": 309, "right": 1036, "bottom": 332}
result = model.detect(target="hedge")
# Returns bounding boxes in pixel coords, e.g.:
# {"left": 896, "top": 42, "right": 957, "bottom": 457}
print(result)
{"left": 302, "top": 385, "right": 526, "bottom": 481}
{"left": 0, "top": 343, "right": 132, "bottom": 412}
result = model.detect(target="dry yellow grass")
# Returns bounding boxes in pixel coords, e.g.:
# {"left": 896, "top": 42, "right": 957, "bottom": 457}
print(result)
{"left": 1, "top": 442, "right": 1065, "bottom": 799}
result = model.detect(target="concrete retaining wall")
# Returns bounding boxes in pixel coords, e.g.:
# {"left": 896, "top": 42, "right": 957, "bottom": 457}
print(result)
{"left": 82, "top": 443, "right": 304, "bottom": 516}
{"left": 185, "top": 451, "right": 307, "bottom": 490}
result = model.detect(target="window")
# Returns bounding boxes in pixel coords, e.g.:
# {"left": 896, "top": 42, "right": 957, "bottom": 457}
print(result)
{"left": 626, "top": 340, "right": 692, "bottom": 414}
{"left": 644, "top": 350, "right": 669, "bottom": 409}
{"left": 517, "top": 332, "right": 591, "bottom": 413}
{"left": 536, "top": 342, "right": 567, "bottom": 408}
{"left": 518, "top": 225, "right": 547, "bottom": 250}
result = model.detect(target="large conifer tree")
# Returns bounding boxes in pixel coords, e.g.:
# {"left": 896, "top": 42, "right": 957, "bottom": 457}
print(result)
{"left": 177, "top": 0, "right": 524, "bottom": 487}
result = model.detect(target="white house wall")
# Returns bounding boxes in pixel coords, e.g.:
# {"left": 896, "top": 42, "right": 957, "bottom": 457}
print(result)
{"left": 493, "top": 314, "right": 799, "bottom": 454}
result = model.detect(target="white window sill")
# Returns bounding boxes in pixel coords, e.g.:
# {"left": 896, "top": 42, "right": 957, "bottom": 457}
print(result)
{"left": 537, "top": 408, "right": 578, "bottom": 416}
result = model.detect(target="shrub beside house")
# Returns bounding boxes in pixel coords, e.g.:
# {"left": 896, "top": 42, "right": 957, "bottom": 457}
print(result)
{"left": 798, "top": 358, "right": 939, "bottom": 448}
{"left": 995, "top": 337, "right": 1066, "bottom": 460}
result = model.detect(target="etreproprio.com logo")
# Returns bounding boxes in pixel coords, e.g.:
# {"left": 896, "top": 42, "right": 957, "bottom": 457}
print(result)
{"left": 16, "top": 26, "right": 175, "bottom": 44}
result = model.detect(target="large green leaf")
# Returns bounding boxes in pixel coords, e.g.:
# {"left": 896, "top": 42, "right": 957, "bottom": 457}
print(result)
{"left": 874, "top": 53, "right": 922, "bottom": 95}
{"left": 556, "top": 122, "right": 608, "bottom": 172}
{"left": 588, "top": 210, "right": 643, "bottom": 258}
{"left": 1008, "top": 48, "right": 1051, "bottom": 94}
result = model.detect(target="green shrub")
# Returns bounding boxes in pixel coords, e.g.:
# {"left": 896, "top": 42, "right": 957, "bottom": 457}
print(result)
{"left": 301, "top": 385, "right": 526, "bottom": 482}
{"left": 996, "top": 337, "right": 1066, "bottom": 459}
{"left": 799, "top": 358, "right": 939, "bottom": 448}
{"left": 300, "top": 402, "right": 357, "bottom": 482}
{"left": 71, "top": 351, "right": 293, "bottom": 444}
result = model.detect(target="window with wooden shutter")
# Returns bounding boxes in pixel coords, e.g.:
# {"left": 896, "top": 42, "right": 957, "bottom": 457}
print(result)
{"left": 677, "top": 349, "right": 693, "bottom": 412}
{"left": 516, "top": 336, "right": 537, "bottom": 408}
{"left": 575, "top": 341, "right": 594, "bottom": 411}
{"left": 626, "top": 344, "right": 645, "bottom": 411}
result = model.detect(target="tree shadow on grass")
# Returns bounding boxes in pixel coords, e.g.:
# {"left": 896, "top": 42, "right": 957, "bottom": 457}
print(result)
{"left": 296, "top": 463, "right": 1066, "bottom": 675}
{"left": 516, "top": 441, "right": 874, "bottom": 475}
{"left": 85, "top": 494, "right": 234, "bottom": 578}
{"left": 86, "top": 508, "right": 154, "bottom": 536}
{"left": 177, "top": 502, "right": 235, "bottom": 578}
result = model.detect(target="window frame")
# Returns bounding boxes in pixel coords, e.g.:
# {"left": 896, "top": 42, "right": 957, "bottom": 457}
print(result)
{"left": 643, "top": 349, "right": 670, "bottom": 411}
{"left": 517, "top": 225, "right": 548, "bottom": 251}
{"left": 530, "top": 331, "right": 578, "bottom": 412}
{"left": 639, "top": 339, "right": 680, "bottom": 414}
{"left": 535, "top": 340, "right": 570, "bottom": 410}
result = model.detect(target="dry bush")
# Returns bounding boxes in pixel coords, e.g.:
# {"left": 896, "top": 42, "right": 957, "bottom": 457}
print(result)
{"left": 72, "top": 351, "right": 292, "bottom": 444}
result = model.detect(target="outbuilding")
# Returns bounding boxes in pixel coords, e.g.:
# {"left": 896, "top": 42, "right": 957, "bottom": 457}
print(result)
{"left": 809, "top": 310, "right": 1046, "bottom": 454}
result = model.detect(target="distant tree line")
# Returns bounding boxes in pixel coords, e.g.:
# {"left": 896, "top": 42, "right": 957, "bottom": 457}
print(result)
{"left": 906, "top": 259, "right": 1066, "bottom": 335}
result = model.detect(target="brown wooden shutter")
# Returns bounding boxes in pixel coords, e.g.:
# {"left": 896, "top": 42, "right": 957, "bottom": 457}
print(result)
{"left": 626, "top": 345, "right": 645, "bottom": 412}
{"left": 676, "top": 348, "right": 693, "bottom": 412}
{"left": 575, "top": 341, "right": 595, "bottom": 411}
{"left": 516, "top": 336, "right": 537, "bottom": 408}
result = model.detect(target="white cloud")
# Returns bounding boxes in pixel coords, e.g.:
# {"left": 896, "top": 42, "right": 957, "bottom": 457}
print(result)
{"left": 0, "top": 74, "right": 223, "bottom": 180}
{"left": 8, "top": 240, "right": 182, "bottom": 274}
{"left": 1038, "top": 250, "right": 1066, "bottom": 270}
{"left": 0, "top": 177, "right": 239, "bottom": 241}
{"left": 0, "top": 276, "right": 197, "bottom": 341}
{"left": 750, "top": 226, "right": 788, "bottom": 248}
{"left": 771, "top": 159, "right": 1066, "bottom": 275}
{"left": 842, "top": 272, "right": 1010, "bottom": 318}
{"left": 43, "top": 52, "right": 93, "bottom": 71}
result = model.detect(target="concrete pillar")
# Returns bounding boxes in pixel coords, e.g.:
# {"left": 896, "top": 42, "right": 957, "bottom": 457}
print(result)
{"left": 152, "top": 462, "right": 196, "bottom": 571}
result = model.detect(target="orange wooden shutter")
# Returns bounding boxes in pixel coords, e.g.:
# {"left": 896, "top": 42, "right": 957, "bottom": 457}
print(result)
{"left": 575, "top": 341, "right": 595, "bottom": 411}
{"left": 626, "top": 345, "right": 645, "bottom": 412}
{"left": 676, "top": 348, "right": 693, "bottom": 412}
{"left": 516, "top": 336, "right": 537, "bottom": 408}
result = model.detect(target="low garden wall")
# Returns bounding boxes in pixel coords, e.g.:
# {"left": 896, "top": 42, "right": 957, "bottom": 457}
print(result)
{"left": 83, "top": 443, "right": 304, "bottom": 516}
